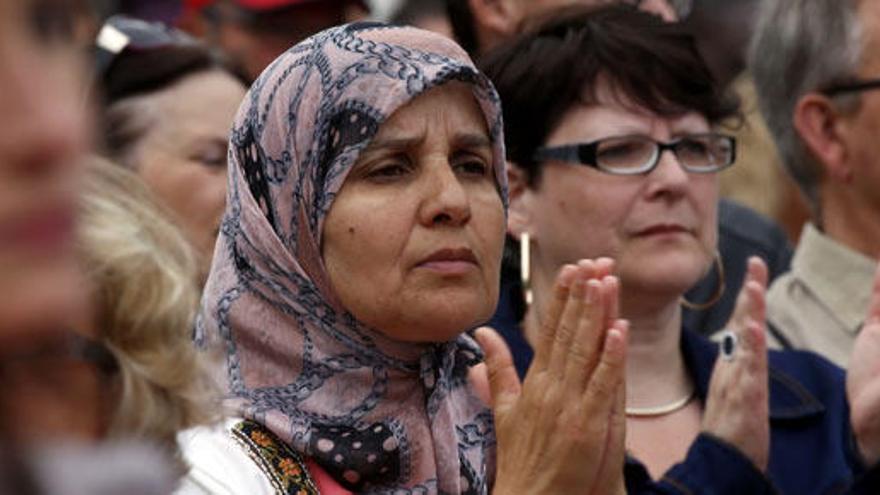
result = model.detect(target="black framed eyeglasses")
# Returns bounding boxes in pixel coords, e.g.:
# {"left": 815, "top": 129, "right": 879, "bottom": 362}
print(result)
{"left": 820, "top": 78, "right": 880, "bottom": 97}
{"left": 533, "top": 133, "right": 736, "bottom": 175}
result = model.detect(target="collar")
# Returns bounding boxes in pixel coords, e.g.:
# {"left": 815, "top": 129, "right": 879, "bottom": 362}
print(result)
{"left": 680, "top": 329, "right": 825, "bottom": 421}
{"left": 791, "top": 223, "right": 876, "bottom": 334}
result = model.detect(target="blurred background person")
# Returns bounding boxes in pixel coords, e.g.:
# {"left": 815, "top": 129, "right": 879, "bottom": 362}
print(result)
{"left": 683, "top": 0, "right": 810, "bottom": 242}
{"left": 446, "top": 0, "right": 678, "bottom": 58}
{"left": 390, "top": 0, "right": 453, "bottom": 38}
{"left": 752, "top": 0, "right": 880, "bottom": 366}
{"left": 0, "top": 0, "right": 93, "bottom": 364}
{"left": 94, "top": 15, "right": 247, "bottom": 279}
{"left": 76, "top": 156, "right": 219, "bottom": 482}
{"left": 0, "top": 0, "right": 183, "bottom": 493}
{"left": 178, "top": 0, "right": 369, "bottom": 81}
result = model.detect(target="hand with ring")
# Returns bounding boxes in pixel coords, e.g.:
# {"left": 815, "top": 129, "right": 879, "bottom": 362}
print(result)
{"left": 702, "top": 256, "right": 770, "bottom": 472}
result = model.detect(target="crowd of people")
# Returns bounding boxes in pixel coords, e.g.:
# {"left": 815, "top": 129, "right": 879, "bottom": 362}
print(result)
{"left": 3, "top": 0, "right": 880, "bottom": 493}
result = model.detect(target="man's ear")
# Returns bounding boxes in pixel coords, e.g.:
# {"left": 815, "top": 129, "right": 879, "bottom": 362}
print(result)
{"left": 467, "top": 0, "right": 522, "bottom": 51}
{"left": 506, "top": 162, "right": 531, "bottom": 238}
{"left": 793, "top": 93, "right": 851, "bottom": 182}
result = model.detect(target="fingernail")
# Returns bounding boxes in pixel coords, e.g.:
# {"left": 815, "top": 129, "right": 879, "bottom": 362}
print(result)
{"left": 577, "top": 259, "right": 596, "bottom": 275}
{"left": 586, "top": 279, "right": 600, "bottom": 302}
{"left": 558, "top": 265, "right": 577, "bottom": 288}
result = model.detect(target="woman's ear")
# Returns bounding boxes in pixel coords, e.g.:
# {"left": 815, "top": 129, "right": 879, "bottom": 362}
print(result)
{"left": 506, "top": 162, "right": 531, "bottom": 238}
{"left": 793, "top": 93, "right": 850, "bottom": 182}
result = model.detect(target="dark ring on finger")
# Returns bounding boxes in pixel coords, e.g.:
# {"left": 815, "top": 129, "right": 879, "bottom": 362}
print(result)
{"left": 720, "top": 330, "right": 738, "bottom": 361}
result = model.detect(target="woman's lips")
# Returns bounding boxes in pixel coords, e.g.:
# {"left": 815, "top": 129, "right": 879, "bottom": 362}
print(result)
{"left": 634, "top": 224, "right": 691, "bottom": 237}
{"left": 417, "top": 247, "right": 479, "bottom": 275}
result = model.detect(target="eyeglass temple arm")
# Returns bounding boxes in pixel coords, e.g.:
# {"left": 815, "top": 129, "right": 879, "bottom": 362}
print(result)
{"left": 533, "top": 144, "right": 597, "bottom": 164}
{"left": 821, "top": 79, "right": 880, "bottom": 96}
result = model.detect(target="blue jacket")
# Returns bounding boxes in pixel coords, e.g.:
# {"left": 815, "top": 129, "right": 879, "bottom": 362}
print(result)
{"left": 624, "top": 328, "right": 875, "bottom": 494}
{"left": 488, "top": 312, "right": 880, "bottom": 493}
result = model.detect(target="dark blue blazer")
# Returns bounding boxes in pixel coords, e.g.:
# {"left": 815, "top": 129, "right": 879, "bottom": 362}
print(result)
{"left": 487, "top": 317, "right": 880, "bottom": 494}
{"left": 625, "top": 329, "right": 875, "bottom": 494}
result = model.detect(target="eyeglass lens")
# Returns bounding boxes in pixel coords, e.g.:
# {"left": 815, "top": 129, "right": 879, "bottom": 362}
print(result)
{"left": 596, "top": 135, "right": 732, "bottom": 172}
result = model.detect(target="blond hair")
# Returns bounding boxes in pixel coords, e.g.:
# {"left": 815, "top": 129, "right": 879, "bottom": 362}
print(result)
{"left": 76, "top": 156, "right": 219, "bottom": 477}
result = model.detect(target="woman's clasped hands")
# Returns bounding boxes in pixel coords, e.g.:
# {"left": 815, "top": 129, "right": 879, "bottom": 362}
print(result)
{"left": 474, "top": 259, "right": 629, "bottom": 495}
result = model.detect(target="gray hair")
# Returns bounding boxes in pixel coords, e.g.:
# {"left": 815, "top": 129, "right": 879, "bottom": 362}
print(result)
{"left": 749, "top": 0, "right": 863, "bottom": 217}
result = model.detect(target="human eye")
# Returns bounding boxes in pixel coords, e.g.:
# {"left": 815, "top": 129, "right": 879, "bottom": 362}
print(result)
{"left": 675, "top": 136, "right": 718, "bottom": 166}
{"left": 363, "top": 156, "right": 413, "bottom": 182}
{"left": 193, "top": 144, "right": 229, "bottom": 169}
{"left": 677, "top": 137, "right": 711, "bottom": 156}
{"left": 452, "top": 155, "right": 490, "bottom": 178}
{"left": 596, "top": 137, "right": 653, "bottom": 170}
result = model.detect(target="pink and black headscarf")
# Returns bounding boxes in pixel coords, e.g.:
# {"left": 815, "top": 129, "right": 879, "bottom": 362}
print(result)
{"left": 196, "top": 22, "right": 507, "bottom": 493}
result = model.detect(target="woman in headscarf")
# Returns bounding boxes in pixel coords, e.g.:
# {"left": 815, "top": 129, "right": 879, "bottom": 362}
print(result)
{"left": 180, "top": 22, "right": 629, "bottom": 494}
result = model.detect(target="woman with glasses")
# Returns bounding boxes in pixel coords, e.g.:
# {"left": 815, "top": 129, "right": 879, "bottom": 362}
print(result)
{"left": 481, "top": 5, "right": 880, "bottom": 494}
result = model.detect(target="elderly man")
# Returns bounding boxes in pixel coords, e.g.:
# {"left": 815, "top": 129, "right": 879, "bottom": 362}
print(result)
{"left": 751, "top": 0, "right": 880, "bottom": 367}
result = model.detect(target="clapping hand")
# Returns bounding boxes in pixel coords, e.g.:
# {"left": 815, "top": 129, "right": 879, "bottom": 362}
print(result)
{"left": 474, "top": 259, "right": 628, "bottom": 495}
{"left": 702, "top": 256, "right": 770, "bottom": 472}
{"left": 847, "top": 261, "right": 880, "bottom": 466}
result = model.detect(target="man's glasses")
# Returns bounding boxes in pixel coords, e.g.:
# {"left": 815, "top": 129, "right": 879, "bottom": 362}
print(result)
{"left": 533, "top": 133, "right": 736, "bottom": 175}
{"left": 820, "top": 78, "right": 880, "bottom": 97}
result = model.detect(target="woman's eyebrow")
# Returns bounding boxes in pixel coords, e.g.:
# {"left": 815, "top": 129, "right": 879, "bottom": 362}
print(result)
{"left": 365, "top": 135, "right": 424, "bottom": 151}
{"left": 363, "top": 133, "right": 490, "bottom": 153}
{"left": 453, "top": 133, "right": 492, "bottom": 150}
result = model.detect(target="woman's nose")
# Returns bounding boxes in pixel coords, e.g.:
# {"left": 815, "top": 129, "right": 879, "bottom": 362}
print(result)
{"left": 645, "top": 148, "right": 690, "bottom": 199}
{"left": 419, "top": 160, "right": 472, "bottom": 227}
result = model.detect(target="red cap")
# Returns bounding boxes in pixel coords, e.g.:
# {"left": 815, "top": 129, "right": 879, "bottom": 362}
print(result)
{"left": 185, "top": 0, "right": 365, "bottom": 13}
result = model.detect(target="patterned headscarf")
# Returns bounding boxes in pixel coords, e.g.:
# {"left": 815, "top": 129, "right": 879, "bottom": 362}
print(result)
{"left": 196, "top": 22, "right": 507, "bottom": 494}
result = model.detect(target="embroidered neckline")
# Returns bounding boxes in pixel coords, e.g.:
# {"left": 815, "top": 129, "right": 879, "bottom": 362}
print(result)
{"left": 231, "top": 420, "right": 319, "bottom": 495}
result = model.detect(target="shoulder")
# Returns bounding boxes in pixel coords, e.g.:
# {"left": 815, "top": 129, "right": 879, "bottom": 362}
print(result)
{"left": 766, "top": 271, "right": 818, "bottom": 339}
{"left": 176, "top": 419, "right": 276, "bottom": 495}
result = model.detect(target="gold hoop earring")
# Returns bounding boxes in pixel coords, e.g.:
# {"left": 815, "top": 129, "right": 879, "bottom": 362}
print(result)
{"left": 520, "top": 232, "right": 533, "bottom": 306}
{"left": 681, "top": 251, "right": 725, "bottom": 311}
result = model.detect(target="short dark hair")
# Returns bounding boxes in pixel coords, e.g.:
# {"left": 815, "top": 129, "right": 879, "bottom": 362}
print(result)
{"left": 480, "top": 4, "right": 739, "bottom": 185}
{"left": 445, "top": 0, "right": 478, "bottom": 55}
